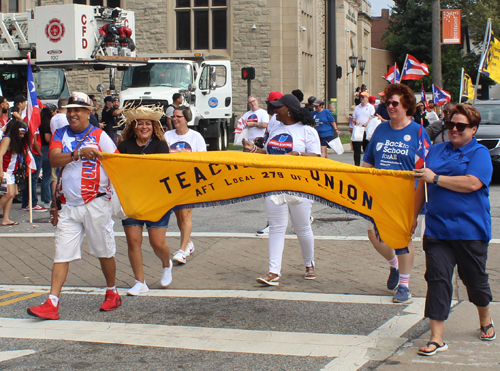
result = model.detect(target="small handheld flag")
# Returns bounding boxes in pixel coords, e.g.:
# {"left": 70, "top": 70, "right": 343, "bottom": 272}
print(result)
{"left": 401, "top": 55, "right": 429, "bottom": 80}
{"left": 432, "top": 84, "right": 451, "bottom": 106}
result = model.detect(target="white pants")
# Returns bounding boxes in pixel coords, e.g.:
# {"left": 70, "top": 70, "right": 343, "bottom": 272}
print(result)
{"left": 265, "top": 196, "right": 314, "bottom": 275}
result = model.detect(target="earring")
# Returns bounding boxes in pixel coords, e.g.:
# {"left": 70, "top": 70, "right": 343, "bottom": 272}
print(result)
{"left": 287, "top": 111, "right": 290, "bottom": 117}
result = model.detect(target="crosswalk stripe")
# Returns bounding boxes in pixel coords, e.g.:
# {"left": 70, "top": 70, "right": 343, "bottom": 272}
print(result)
{"left": 0, "top": 292, "right": 46, "bottom": 307}
{"left": 0, "top": 291, "right": 24, "bottom": 300}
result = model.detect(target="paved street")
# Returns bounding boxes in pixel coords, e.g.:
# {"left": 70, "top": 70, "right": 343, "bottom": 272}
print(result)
{"left": 1, "top": 147, "right": 500, "bottom": 370}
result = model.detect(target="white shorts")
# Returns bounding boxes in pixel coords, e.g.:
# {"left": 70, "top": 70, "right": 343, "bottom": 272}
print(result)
{"left": 54, "top": 197, "right": 116, "bottom": 262}
{"left": 4, "top": 172, "right": 15, "bottom": 185}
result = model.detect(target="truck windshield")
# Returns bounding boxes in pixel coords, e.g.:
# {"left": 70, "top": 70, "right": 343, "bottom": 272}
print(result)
{"left": 122, "top": 62, "right": 193, "bottom": 90}
{"left": 0, "top": 67, "right": 68, "bottom": 101}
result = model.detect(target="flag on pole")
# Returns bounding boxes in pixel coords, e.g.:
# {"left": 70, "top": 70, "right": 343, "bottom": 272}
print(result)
{"left": 421, "top": 84, "right": 429, "bottom": 110}
{"left": 383, "top": 64, "right": 400, "bottom": 84}
{"left": 24, "top": 56, "right": 40, "bottom": 174}
{"left": 481, "top": 31, "right": 500, "bottom": 84}
{"left": 401, "top": 55, "right": 429, "bottom": 80}
{"left": 432, "top": 84, "right": 451, "bottom": 106}
{"left": 415, "top": 125, "right": 430, "bottom": 169}
{"left": 461, "top": 72, "right": 474, "bottom": 102}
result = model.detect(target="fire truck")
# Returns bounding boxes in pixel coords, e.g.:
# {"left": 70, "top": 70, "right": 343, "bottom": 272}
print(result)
{"left": 0, "top": 4, "right": 232, "bottom": 150}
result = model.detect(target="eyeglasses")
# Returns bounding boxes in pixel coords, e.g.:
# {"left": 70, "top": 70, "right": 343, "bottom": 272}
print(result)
{"left": 445, "top": 121, "right": 472, "bottom": 131}
{"left": 386, "top": 100, "right": 400, "bottom": 108}
{"left": 68, "top": 96, "right": 91, "bottom": 106}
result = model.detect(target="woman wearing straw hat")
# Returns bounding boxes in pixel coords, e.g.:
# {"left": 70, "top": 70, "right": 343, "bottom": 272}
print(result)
{"left": 117, "top": 105, "right": 173, "bottom": 296}
{"left": 165, "top": 106, "right": 206, "bottom": 265}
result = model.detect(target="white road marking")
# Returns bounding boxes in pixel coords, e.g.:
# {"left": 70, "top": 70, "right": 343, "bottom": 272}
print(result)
{"left": 0, "top": 288, "right": 429, "bottom": 369}
{"left": 0, "top": 350, "right": 36, "bottom": 363}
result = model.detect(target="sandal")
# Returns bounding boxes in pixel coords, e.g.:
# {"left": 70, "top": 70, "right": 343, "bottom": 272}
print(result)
{"left": 305, "top": 265, "right": 316, "bottom": 280}
{"left": 417, "top": 341, "right": 448, "bottom": 356}
{"left": 480, "top": 320, "right": 496, "bottom": 341}
{"left": 256, "top": 273, "right": 280, "bottom": 286}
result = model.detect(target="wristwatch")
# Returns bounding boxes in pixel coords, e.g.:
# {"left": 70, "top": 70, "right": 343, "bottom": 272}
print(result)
{"left": 433, "top": 175, "right": 440, "bottom": 185}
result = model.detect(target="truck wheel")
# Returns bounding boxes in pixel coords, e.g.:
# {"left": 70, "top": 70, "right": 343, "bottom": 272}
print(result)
{"left": 208, "top": 121, "right": 227, "bottom": 151}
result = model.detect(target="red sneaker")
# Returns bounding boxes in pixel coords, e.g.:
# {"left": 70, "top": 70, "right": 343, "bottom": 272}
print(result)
{"left": 27, "top": 299, "right": 60, "bottom": 320}
{"left": 100, "top": 289, "right": 122, "bottom": 311}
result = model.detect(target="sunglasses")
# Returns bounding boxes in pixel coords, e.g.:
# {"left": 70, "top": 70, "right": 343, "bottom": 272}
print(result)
{"left": 68, "top": 96, "right": 91, "bottom": 106}
{"left": 445, "top": 121, "right": 472, "bottom": 131}
{"left": 386, "top": 100, "right": 400, "bottom": 108}
{"left": 19, "top": 127, "right": 27, "bottom": 132}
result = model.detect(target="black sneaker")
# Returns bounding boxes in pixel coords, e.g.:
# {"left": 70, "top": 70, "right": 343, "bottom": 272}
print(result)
{"left": 387, "top": 267, "right": 399, "bottom": 291}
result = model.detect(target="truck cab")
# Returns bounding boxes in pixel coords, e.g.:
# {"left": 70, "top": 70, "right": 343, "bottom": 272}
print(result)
{"left": 120, "top": 57, "right": 232, "bottom": 151}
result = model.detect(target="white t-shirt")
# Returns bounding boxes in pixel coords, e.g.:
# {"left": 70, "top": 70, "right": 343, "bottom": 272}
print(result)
{"left": 265, "top": 122, "right": 320, "bottom": 155}
{"left": 352, "top": 103, "right": 375, "bottom": 127}
{"left": 164, "top": 129, "right": 207, "bottom": 152}
{"left": 165, "top": 105, "right": 175, "bottom": 119}
{"left": 50, "top": 113, "right": 69, "bottom": 134}
{"left": 239, "top": 108, "right": 269, "bottom": 142}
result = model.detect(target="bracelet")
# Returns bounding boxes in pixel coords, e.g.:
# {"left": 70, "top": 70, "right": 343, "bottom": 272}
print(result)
{"left": 71, "top": 151, "right": 77, "bottom": 161}
{"left": 250, "top": 145, "right": 258, "bottom": 153}
{"left": 297, "top": 151, "right": 301, "bottom": 156}
{"left": 77, "top": 149, "right": 81, "bottom": 160}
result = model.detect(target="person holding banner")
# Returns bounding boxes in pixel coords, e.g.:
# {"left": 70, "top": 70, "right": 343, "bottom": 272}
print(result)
{"left": 166, "top": 106, "right": 207, "bottom": 265}
{"left": 0, "top": 120, "right": 30, "bottom": 226}
{"left": 242, "top": 94, "right": 321, "bottom": 286}
{"left": 363, "top": 83, "right": 430, "bottom": 303}
{"left": 118, "top": 105, "right": 173, "bottom": 296}
{"left": 412, "top": 104, "right": 495, "bottom": 356}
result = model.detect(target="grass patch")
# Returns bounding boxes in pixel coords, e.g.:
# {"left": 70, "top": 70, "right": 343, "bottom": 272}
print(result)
{"left": 339, "top": 135, "right": 351, "bottom": 144}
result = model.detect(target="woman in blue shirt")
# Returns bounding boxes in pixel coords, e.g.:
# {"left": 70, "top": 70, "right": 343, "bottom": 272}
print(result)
{"left": 312, "top": 99, "right": 339, "bottom": 158}
{"left": 413, "top": 104, "right": 495, "bottom": 356}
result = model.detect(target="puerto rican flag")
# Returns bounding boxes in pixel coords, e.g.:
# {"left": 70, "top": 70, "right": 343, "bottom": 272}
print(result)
{"left": 421, "top": 84, "right": 429, "bottom": 110}
{"left": 383, "top": 64, "right": 400, "bottom": 84}
{"left": 401, "top": 55, "right": 429, "bottom": 80}
{"left": 415, "top": 124, "right": 430, "bottom": 169}
{"left": 24, "top": 56, "right": 40, "bottom": 175}
{"left": 432, "top": 84, "right": 451, "bottom": 106}
{"left": 234, "top": 118, "right": 247, "bottom": 134}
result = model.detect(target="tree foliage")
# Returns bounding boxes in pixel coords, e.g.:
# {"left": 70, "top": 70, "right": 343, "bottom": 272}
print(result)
{"left": 382, "top": 0, "right": 499, "bottom": 101}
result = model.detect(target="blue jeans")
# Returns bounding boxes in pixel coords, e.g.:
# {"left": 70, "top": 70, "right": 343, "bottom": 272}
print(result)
{"left": 40, "top": 145, "right": 52, "bottom": 203}
{"left": 22, "top": 153, "right": 42, "bottom": 207}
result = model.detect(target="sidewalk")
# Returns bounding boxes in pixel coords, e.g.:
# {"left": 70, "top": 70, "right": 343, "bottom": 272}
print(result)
{"left": 1, "top": 234, "right": 499, "bottom": 369}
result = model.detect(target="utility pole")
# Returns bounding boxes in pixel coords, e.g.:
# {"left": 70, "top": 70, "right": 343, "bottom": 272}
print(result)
{"left": 432, "top": 0, "right": 442, "bottom": 86}
{"left": 327, "top": 0, "right": 337, "bottom": 122}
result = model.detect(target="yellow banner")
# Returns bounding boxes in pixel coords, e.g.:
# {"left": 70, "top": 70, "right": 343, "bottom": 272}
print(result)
{"left": 101, "top": 152, "right": 415, "bottom": 249}
{"left": 482, "top": 33, "right": 500, "bottom": 84}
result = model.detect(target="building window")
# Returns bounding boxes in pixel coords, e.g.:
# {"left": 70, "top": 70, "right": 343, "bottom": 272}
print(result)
{"left": 73, "top": 0, "right": 121, "bottom": 6}
{"left": 8, "top": 0, "right": 18, "bottom": 12}
{"left": 175, "top": 0, "right": 227, "bottom": 51}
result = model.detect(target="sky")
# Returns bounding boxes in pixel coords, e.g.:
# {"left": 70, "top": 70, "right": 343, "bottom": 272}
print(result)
{"left": 370, "top": 0, "right": 395, "bottom": 16}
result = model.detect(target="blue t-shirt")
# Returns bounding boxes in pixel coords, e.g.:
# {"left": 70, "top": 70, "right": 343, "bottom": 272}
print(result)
{"left": 312, "top": 109, "right": 335, "bottom": 138}
{"left": 363, "top": 120, "right": 430, "bottom": 171}
{"left": 425, "top": 138, "right": 492, "bottom": 241}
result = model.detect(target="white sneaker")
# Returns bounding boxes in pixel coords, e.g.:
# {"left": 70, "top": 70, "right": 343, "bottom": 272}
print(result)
{"left": 161, "top": 260, "right": 173, "bottom": 287}
{"left": 186, "top": 241, "right": 195, "bottom": 256}
{"left": 173, "top": 250, "right": 187, "bottom": 264}
{"left": 127, "top": 280, "right": 149, "bottom": 296}
{"left": 256, "top": 224, "right": 269, "bottom": 236}
{"left": 310, "top": 215, "right": 314, "bottom": 224}
{"left": 43, "top": 202, "right": 51, "bottom": 209}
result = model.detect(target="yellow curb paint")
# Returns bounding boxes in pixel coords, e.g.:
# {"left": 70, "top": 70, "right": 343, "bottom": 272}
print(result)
{"left": 0, "top": 292, "right": 46, "bottom": 307}
{"left": 0, "top": 291, "right": 24, "bottom": 300}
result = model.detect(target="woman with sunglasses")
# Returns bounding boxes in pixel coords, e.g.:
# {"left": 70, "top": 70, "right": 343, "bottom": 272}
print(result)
{"left": 118, "top": 105, "right": 173, "bottom": 296}
{"left": 0, "top": 120, "right": 30, "bottom": 225}
{"left": 363, "top": 84, "right": 431, "bottom": 303}
{"left": 242, "top": 94, "right": 320, "bottom": 286}
{"left": 412, "top": 104, "right": 495, "bottom": 356}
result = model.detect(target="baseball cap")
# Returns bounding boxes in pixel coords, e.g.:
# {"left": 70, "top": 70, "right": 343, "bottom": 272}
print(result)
{"left": 104, "top": 96, "right": 115, "bottom": 103}
{"left": 428, "top": 99, "right": 434, "bottom": 104}
{"left": 360, "top": 92, "right": 369, "bottom": 98}
{"left": 269, "top": 94, "right": 301, "bottom": 111}
{"left": 45, "top": 103, "right": 57, "bottom": 112}
{"left": 63, "top": 92, "right": 92, "bottom": 110}
{"left": 368, "top": 96, "right": 376, "bottom": 103}
{"left": 378, "top": 92, "right": 385, "bottom": 96}
{"left": 267, "top": 91, "right": 283, "bottom": 102}
{"left": 312, "top": 99, "right": 325, "bottom": 106}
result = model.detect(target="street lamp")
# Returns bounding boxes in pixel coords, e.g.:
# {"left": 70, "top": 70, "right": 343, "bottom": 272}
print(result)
{"left": 346, "top": 55, "right": 358, "bottom": 76}
{"left": 357, "top": 57, "right": 366, "bottom": 77}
